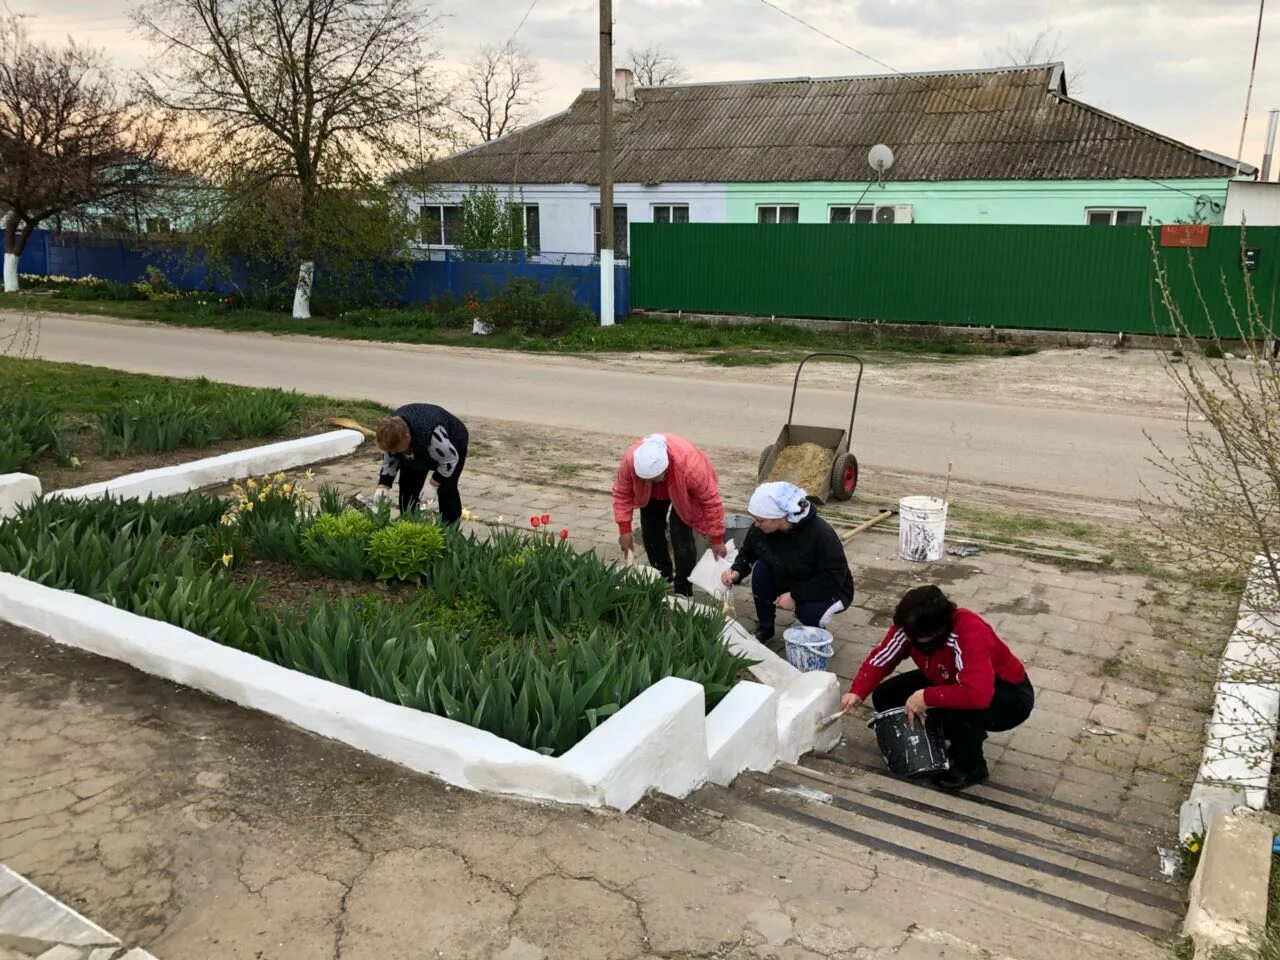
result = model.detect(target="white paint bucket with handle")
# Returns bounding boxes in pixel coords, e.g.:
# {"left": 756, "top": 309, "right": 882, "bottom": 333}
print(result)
{"left": 898, "top": 495, "right": 947, "bottom": 562}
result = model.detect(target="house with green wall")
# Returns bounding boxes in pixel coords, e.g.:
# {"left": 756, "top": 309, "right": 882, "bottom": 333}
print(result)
{"left": 416, "top": 63, "right": 1254, "bottom": 259}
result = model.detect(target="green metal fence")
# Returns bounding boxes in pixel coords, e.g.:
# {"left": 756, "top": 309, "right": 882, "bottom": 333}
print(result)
{"left": 630, "top": 223, "right": 1280, "bottom": 337}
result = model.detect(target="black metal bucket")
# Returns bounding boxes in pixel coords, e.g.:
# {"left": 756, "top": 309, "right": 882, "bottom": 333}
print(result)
{"left": 867, "top": 707, "right": 950, "bottom": 777}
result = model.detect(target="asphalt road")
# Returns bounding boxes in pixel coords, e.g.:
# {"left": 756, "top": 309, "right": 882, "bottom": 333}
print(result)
{"left": 18, "top": 313, "right": 1182, "bottom": 502}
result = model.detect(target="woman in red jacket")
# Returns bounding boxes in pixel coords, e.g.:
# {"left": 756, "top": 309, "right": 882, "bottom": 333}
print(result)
{"left": 840, "top": 585, "right": 1034, "bottom": 790}
{"left": 612, "top": 433, "right": 727, "bottom": 597}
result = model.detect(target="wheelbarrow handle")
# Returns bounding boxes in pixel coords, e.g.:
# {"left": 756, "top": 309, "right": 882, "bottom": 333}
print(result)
{"left": 786, "top": 352, "right": 866, "bottom": 439}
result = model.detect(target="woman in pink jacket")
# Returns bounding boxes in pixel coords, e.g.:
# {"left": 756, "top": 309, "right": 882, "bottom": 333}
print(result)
{"left": 612, "top": 433, "right": 727, "bottom": 596}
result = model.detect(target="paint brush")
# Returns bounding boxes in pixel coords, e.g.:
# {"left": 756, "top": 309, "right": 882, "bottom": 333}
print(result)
{"left": 814, "top": 710, "right": 846, "bottom": 732}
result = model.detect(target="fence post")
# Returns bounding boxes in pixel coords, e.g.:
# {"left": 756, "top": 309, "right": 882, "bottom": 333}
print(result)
{"left": 119, "top": 238, "right": 127, "bottom": 282}
{"left": 445, "top": 248, "right": 453, "bottom": 297}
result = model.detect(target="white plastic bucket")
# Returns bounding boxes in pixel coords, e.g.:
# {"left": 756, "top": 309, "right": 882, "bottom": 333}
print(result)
{"left": 898, "top": 495, "right": 948, "bottom": 563}
{"left": 783, "top": 626, "right": 834, "bottom": 672}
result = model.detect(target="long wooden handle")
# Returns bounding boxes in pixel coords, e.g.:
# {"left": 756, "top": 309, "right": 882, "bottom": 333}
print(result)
{"left": 840, "top": 510, "right": 893, "bottom": 543}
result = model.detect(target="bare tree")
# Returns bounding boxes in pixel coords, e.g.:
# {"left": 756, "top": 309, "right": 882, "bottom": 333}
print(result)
{"left": 452, "top": 44, "right": 540, "bottom": 144}
{"left": 133, "top": 0, "right": 449, "bottom": 318}
{"left": 0, "top": 13, "right": 166, "bottom": 292}
{"left": 988, "top": 27, "right": 1085, "bottom": 94}
{"left": 623, "top": 43, "right": 688, "bottom": 87}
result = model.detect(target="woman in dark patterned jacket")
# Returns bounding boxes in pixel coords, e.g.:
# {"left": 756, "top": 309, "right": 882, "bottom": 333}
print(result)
{"left": 372, "top": 403, "right": 469, "bottom": 525}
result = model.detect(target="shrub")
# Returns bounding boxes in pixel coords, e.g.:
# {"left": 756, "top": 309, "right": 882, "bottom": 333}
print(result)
{"left": 301, "top": 509, "right": 376, "bottom": 579}
{"left": 367, "top": 520, "right": 446, "bottom": 581}
{"left": 484, "top": 278, "right": 593, "bottom": 337}
{"left": 218, "top": 388, "right": 299, "bottom": 438}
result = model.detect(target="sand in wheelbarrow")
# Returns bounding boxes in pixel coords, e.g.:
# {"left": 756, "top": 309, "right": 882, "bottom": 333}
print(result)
{"left": 766, "top": 442, "right": 832, "bottom": 495}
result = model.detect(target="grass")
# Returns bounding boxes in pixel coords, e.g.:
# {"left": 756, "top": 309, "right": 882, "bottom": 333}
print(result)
{"left": 0, "top": 356, "right": 389, "bottom": 428}
{"left": 4, "top": 292, "right": 1037, "bottom": 364}
{"left": 0, "top": 356, "right": 389, "bottom": 483}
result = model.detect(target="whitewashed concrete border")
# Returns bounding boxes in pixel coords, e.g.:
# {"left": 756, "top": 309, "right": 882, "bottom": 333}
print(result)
{"left": 0, "top": 572, "right": 841, "bottom": 810}
{"left": 1180, "top": 554, "right": 1280, "bottom": 838}
{"left": 0, "top": 472, "right": 40, "bottom": 519}
{"left": 51, "top": 430, "right": 365, "bottom": 503}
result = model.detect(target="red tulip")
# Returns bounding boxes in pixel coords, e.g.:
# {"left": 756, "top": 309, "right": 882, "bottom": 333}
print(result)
{"left": 540, "top": 513, "right": 551, "bottom": 525}
{"left": 559, "top": 529, "right": 569, "bottom": 539}
{"left": 530, "top": 516, "right": 540, "bottom": 527}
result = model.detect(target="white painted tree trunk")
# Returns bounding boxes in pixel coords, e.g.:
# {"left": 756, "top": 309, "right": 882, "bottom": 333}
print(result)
{"left": 4, "top": 253, "right": 18, "bottom": 293}
{"left": 292, "top": 261, "right": 315, "bottom": 319}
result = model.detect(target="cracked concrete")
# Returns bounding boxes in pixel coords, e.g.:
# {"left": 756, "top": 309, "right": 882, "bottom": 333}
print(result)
{"left": 2, "top": 623, "right": 977, "bottom": 960}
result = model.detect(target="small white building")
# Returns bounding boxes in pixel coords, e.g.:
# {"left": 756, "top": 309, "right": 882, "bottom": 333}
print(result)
{"left": 410, "top": 63, "right": 1253, "bottom": 261}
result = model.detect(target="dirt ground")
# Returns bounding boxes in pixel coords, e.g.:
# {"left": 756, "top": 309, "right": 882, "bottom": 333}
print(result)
{"left": 577, "top": 346, "right": 1192, "bottom": 422}
{"left": 0, "top": 623, "right": 1020, "bottom": 960}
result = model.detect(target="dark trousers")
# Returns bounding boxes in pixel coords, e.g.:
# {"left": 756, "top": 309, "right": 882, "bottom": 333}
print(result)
{"left": 750, "top": 559, "right": 848, "bottom": 630}
{"left": 639, "top": 498, "right": 697, "bottom": 596}
{"left": 397, "top": 444, "right": 468, "bottom": 525}
{"left": 871, "top": 670, "right": 1035, "bottom": 771}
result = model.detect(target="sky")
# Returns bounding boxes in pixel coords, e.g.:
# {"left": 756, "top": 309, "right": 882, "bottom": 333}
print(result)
{"left": 20, "top": 0, "right": 1280, "bottom": 174}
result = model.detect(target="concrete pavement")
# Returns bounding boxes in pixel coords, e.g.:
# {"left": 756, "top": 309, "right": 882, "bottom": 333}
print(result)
{"left": 22, "top": 313, "right": 1186, "bottom": 502}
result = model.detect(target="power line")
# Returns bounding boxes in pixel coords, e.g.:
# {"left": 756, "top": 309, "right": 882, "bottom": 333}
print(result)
{"left": 499, "top": 0, "right": 539, "bottom": 55}
{"left": 755, "top": 0, "right": 1231, "bottom": 203}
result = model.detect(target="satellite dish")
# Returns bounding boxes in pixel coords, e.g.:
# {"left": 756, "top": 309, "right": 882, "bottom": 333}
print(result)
{"left": 868, "top": 144, "right": 895, "bottom": 174}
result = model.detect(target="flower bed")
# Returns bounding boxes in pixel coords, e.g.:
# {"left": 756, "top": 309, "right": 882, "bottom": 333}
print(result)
{"left": 0, "top": 481, "right": 749, "bottom": 756}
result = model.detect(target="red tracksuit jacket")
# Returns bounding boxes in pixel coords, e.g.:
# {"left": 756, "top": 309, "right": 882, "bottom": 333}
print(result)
{"left": 849, "top": 609, "right": 1027, "bottom": 710}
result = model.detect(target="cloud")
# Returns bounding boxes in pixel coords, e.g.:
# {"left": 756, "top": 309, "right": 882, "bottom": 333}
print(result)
{"left": 12, "top": 0, "right": 1280, "bottom": 168}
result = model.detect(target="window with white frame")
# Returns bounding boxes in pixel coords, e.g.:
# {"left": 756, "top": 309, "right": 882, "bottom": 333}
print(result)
{"left": 509, "top": 203, "right": 540, "bottom": 253}
{"left": 652, "top": 204, "right": 689, "bottom": 224}
{"left": 145, "top": 216, "right": 172, "bottom": 234}
{"left": 1086, "top": 207, "right": 1144, "bottom": 226}
{"left": 829, "top": 205, "right": 874, "bottom": 224}
{"left": 419, "top": 203, "right": 462, "bottom": 245}
{"left": 593, "top": 205, "right": 629, "bottom": 258}
{"left": 758, "top": 205, "right": 799, "bottom": 224}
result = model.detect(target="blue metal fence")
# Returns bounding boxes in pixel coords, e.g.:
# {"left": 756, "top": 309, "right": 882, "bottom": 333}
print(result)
{"left": 17, "top": 230, "right": 629, "bottom": 318}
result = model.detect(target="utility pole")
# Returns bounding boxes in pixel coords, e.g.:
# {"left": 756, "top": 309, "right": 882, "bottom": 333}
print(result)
{"left": 598, "top": 0, "right": 615, "bottom": 326}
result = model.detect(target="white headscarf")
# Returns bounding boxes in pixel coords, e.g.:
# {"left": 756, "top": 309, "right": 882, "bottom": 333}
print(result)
{"left": 748, "top": 482, "right": 811, "bottom": 523}
{"left": 633, "top": 433, "right": 670, "bottom": 479}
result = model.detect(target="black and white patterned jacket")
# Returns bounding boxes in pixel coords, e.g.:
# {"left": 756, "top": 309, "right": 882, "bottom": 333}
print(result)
{"left": 378, "top": 403, "right": 468, "bottom": 486}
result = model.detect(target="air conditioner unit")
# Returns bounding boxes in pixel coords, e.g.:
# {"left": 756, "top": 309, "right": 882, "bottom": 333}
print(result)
{"left": 874, "top": 204, "right": 914, "bottom": 224}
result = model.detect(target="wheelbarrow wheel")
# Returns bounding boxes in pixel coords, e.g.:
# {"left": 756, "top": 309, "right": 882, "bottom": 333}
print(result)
{"left": 830, "top": 452, "right": 858, "bottom": 501}
{"left": 757, "top": 444, "right": 775, "bottom": 480}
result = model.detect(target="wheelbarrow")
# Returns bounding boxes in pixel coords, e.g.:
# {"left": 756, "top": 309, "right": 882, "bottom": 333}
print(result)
{"left": 757, "top": 352, "right": 863, "bottom": 504}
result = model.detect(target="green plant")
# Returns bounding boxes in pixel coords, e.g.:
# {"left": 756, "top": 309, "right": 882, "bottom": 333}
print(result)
{"left": 0, "top": 426, "right": 35, "bottom": 472}
{"left": 218, "top": 389, "right": 299, "bottom": 438}
{"left": 484, "top": 277, "right": 593, "bottom": 337}
{"left": 301, "top": 509, "right": 376, "bottom": 579}
{"left": 0, "top": 396, "right": 67, "bottom": 470}
{"left": 367, "top": 520, "right": 446, "bottom": 580}
{"left": 317, "top": 482, "right": 345, "bottom": 515}
{"left": 96, "top": 393, "right": 219, "bottom": 455}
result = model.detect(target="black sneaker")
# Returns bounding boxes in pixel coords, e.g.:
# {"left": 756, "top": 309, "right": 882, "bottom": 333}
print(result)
{"left": 934, "top": 760, "right": 989, "bottom": 791}
{"left": 754, "top": 624, "right": 776, "bottom": 643}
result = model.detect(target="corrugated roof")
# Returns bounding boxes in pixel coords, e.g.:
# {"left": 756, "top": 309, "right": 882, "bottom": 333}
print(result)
{"left": 423, "top": 65, "right": 1246, "bottom": 184}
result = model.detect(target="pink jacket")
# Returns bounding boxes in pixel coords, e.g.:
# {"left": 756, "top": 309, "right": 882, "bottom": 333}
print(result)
{"left": 612, "top": 434, "right": 726, "bottom": 543}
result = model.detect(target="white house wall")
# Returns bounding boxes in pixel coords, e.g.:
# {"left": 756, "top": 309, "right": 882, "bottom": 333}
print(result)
{"left": 411, "top": 183, "right": 727, "bottom": 259}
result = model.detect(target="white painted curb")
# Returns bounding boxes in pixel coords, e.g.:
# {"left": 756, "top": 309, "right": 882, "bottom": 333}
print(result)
{"left": 1180, "top": 553, "right": 1280, "bottom": 838}
{"left": 0, "top": 569, "right": 845, "bottom": 809}
{"left": 52, "top": 430, "right": 365, "bottom": 502}
{"left": 1183, "top": 809, "right": 1273, "bottom": 958}
{"left": 0, "top": 472, "right": 40, "bottom": 518}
